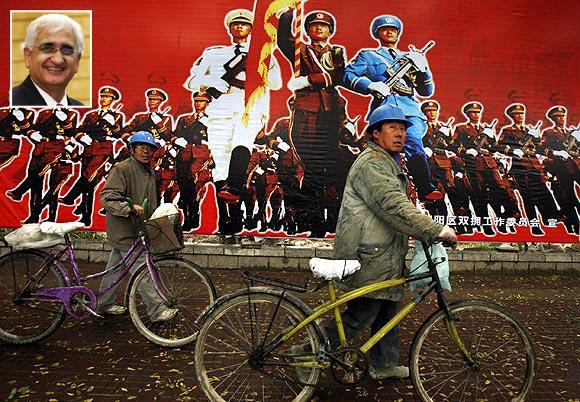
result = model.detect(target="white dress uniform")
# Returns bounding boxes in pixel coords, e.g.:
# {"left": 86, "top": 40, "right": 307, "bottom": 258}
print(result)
{"left": 184, "top": 42, "right": 282, "bottom": 181}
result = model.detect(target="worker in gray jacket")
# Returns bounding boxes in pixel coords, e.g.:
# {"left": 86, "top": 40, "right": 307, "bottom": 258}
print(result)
{"left": 332, "top": 104, "right": 457, "bottom": 379}
{"left": 97, "top": 131, "right": 177, "bottom": 322}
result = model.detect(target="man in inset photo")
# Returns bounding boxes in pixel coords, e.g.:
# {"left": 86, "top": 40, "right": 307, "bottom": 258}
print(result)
{"left": 11, "top": 12, "right": 89, "bottom": 107}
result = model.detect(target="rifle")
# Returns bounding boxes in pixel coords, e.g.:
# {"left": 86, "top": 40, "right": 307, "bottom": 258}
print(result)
{"left": 563, "top": 124, "right": 579, "bottom": 156}
{"left": 39, "top": 153, "right": 62, "bottom": 177}
{"left": 130, "top": 107, "right": 171, "bottom": 135}
{"left": 474, "top": 119, "right": 498, "bottom": 156}
{"left": 429, "top": 117, "right": 455, "bottom": 154}
{"left": 206, "top": 51, "right": 247, "bottom": 99}
{"left": 373, "top": 40, "right": 436, "bottom": 100}
{"left": 518, "top": 121, "right": 542, "bottom": 156}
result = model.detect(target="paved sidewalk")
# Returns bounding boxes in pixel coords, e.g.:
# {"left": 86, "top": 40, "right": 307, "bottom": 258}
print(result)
{"left": 1, "top": 268, "right": 578, "bottom": 401}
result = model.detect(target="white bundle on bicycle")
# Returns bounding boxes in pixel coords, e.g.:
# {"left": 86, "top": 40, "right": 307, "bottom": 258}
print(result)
{"left": 4, "top": 222, "right": 85, "bottom": 250}
{"left": 309, "top": 258, "right": 361, "bottom": 280}
{"left": 409, "top": 240, "right": 451, "bottom": 292}
{"left": 150, "top": 203, "right": 180, "bottom": 222}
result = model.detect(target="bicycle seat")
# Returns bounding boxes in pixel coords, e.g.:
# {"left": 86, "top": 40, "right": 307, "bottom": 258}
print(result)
{"left": 39, "top": 221, "right": 86, "bottom": 235}
{"left": 309, "top": 258, "right": 361, "bottom": 280}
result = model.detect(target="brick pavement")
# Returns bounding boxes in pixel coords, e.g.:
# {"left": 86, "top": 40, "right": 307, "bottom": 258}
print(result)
{"left": 1, "top": 268, "right": 578, "bottom": 401}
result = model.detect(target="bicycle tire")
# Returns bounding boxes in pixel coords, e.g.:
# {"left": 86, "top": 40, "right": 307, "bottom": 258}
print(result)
{"left": 195, "top": 288, "right": 324, "bottom": 402}
{"left": 127, "top": 256, "right": 216, "bottom": 347}
{"left": 0, "top": 251, "right": 66, "bottom": 345}
{"left": 410, "top": 300, "right": 536, "bottom": 402}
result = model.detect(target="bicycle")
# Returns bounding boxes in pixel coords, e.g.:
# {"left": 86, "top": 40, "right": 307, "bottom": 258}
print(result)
{"left": 194, "top": 241, "right": 536, "bottom": 401}
{"left": 0, "top": 212, "right": 217, "bottom": 348}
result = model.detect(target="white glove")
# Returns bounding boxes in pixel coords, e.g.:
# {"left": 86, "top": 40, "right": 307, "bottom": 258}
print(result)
{"left": 29, "top": 131, "right": 43, "bottom": 143}
{"left": 12, "top": 109, "right": 25, "bottom": 122}
{"left": 158, "top": 138, "right": 166, "bottom": 148}
{"left": 405, "top": 50, "right": 429, "bottom": 73}
{"left": 367, "top": 81, "right": 391, "bottom": 97}
{"left": 343, "top": 119, "right": 358, "bottom": 136}
{"left": 168, "top": 148, "right": 178, "bottom": 158}
{"left": 56, "top": 135, "right": 65, "bottom": 140}
{"left": 482, "top": 127, "right": 496, "bottom": 139}
{"left": 174, "top": 137, "right": 188, "bottom": 149}
{"left": 445, "top": 150, "right": 456, "bottom": 158}
{"left": 512, "top": 148, "right": 524, "bottom": 158}
{"left": 79, "top": 134, "right": 93, "bottom": 146}
{"left": 527, "top": 127, "right": 541, "bottom": 139}
{"left": 103, "top": 113, "right": 115, "bottom": 126}
{"left": 106, "top": 136, "right": 116, "bottom": 141}
{"left": 204, "top": 77, "right": 229, "bottom": 93}
{"left": 572, "top": 129, "right": 580, "bottom": 141}
{"left": 276, "top": 139, "right": 290, "bottom": 152}
{"left": 553, "top": 150, "right": 570, "bottom": 160}
{"left": 424, "top": 147, "right": 433, "bottom": 158}
{"left": 466, "top": 148, "right": 478, "bottom": 157}
{"left": 271, "top": 152, "right": 280, "bottom": 161}
{"left": 437, "top": 225, "right": 457, "bottom": 242}
{"left": 287, "top": 76, "right": 311, "bottom": 92}
{"left": 255, "top": 166, "right": 264, "bottom": 175}
{"left": 150, "top": 113, "right": 162, "bottom": 125}
{"left": 439, "top": 126, "right": 451, "bottom": 137}
{"left": 455, "top": 171, "right": 464, "bottom": 179}
{"left": 55, "top": 109, "right": 68, "bottom": 121}
{"left": 65, "top": 143, "right": 76, "bottom": 154}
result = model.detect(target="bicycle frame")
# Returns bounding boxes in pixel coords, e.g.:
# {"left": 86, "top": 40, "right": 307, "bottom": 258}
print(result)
{"left": 16, "top": 230, "right": 173, "bottom": 318}
{"left": 258, "top": 241, "right": 474, "bottom": 366}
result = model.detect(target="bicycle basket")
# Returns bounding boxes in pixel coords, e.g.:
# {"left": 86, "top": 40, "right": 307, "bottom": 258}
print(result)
{"left": 144, "top": 214, "right": 184, "bottom": 254}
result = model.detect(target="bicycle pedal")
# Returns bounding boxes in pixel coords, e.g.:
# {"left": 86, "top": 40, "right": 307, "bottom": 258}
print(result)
{"left": 80, "top": 304, "right": 103, "bottom": 318}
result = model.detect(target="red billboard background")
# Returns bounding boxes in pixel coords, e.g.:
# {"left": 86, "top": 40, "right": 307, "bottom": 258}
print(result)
{"left": 1, "top": 0, "right": 578, "bottom": 242}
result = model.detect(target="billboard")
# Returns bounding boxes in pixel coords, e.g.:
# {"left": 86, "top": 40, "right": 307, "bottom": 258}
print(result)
{"left": 1, "top": 0, "right": 578, "bottom": 242}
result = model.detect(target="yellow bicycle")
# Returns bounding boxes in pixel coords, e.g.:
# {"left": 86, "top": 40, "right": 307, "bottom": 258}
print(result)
{"left": 194, "top": 242, "right": 536, "bottom": 401}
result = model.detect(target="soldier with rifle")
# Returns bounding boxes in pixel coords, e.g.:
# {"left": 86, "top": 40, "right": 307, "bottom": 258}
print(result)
{"left": 0, "top": 107, "right": 34, "bottom": 170}
{"left": 497, "top": 103, "right": 559, "bottom": 236}
{"left": 540, "top": 106, "right": 579, "bottom": 234}
{"left": 8, "top": 107, "right": 78, "bottom": 223}
{"left": 173, "top": 91, "right": 211, "bottom": 231}
{"left": 60, "top": 86, "right": 124, "bottom": 226}
{"left": 345, "top": 15, "right": 442, "bottom": 203}
{"left": 453, "top": 102, "right": 519, "bottom": 235}
{"left": 420, "top": 101, "right": 472, "bottom": 232}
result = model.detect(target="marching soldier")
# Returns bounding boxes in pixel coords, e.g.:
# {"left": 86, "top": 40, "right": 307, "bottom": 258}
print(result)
{"left": 497, "top": 103, "right": 559, "bottom": 236}
{"left": 453, "top": 102, "right": 519, "bottom": 235}
{"left": 0, "top": 107, "right": 34, "bottom": 170}
{"left": 277, "top": 8, "right": 348, "bottom": 237}
{"left": 540, "top": 106, "right": 579, "bottom": 234}
{"left": 184, "top": 8, "right": 282, "bottom": 235}
{"left": 173, "top": 91, "right": 211, "bottom": 230}
{"left": 124, "top": 89, "right": 173, "bottom": 141}
{"left": 60, "top": 86, "right": 124, "bottom": 226}
{"left": 420, "top": 101, "right": 472, "bottom": 232}
{"left": 188, "top": 135, "right": 215, "bottom": 230}
{"left": 344, "top": 15, "right": 442, "bottom": 203}
{"left": 8, "top": 107, "right": 78, "bottom": 223}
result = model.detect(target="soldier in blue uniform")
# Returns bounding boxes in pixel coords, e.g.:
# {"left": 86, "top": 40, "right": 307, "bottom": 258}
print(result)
{"left": 344, "top": 15, "right": 442, "bottom": 202}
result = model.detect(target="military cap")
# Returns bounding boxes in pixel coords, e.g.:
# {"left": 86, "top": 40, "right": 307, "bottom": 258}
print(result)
{"left": 463, "top": 102, "right": 483, "bottom": 114}
{"left": 506, "top": 103, "right": 526, "bottom": 116}
{"left": 99, "top": 86, "right": 120, "bottom": 100}
{"left": 371, "top": 15, "right": 403, "bottom": 39}
{"left": 146, "top": 88, "right": 167, "bottom": 101}
{"left": 192, "top": 91, "right": 211, "bottom": 102}
{"left": 225, "top": 9, "right": 253, "bottom": 26}
{"left": 305, "top": 11, "right": 335, "bottom": 33}
{"left": 421, "top": 100, "right": 440, "bottom": 113}
{"left": 547, "top": 106, "right": 567, "bottom": 119}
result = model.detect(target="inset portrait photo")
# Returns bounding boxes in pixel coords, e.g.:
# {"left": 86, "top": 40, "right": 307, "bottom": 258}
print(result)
{"left": 10, "top": 10, "right": 92, "bottom": 107}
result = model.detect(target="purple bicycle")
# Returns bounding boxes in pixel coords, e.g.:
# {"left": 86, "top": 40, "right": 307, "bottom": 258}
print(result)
{"left": 0, "top": 218, "right": 216, "bottom": 348}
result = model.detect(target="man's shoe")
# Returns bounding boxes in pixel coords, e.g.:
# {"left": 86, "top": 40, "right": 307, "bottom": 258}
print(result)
{"left": 103, "top": 305, "right": 127, "bottom": 315}
{"left": 369, "top": 365, "right": 409, "bottom": 380}
{"left": 152, "top": 308, "right": 178, "bottom": 323}
{"left": 290, "top": 344, "right": 311, "bottom": 384}
{"left": 531, "top": 226, "right": 544, "bottom": 236}
{"left": 6, "top": 190, "right": 22, "bottom": 201}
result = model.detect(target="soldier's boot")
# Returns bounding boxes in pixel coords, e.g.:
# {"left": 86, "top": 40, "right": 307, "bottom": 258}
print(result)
{"left": 217, "top": 146, "right": 251, "bottom": 204}
{"left": 406, "top": 154, "right": 443, "bottom": 202}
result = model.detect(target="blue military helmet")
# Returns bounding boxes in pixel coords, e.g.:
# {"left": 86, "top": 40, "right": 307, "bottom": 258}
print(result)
{"left": 128, "top": 131, "right": 158, "bottom": 149}
{"left": 368, "top": 104, "right": 410, "bottom": 128}
{"left": 371, "top": 15, "right": 403, "bottom": 39}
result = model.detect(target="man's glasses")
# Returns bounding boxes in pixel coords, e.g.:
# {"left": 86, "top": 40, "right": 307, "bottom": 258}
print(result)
{"left": 134, "top": 144, "right": 155, "bottom": 152}
{"left": 32, "top": 43, "right": 76, "bottom": 56}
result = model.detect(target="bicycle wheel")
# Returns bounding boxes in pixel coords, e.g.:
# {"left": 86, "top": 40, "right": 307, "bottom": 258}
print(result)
{"left": 0, "top": 251, "right": 66, "bottom": 345}
{"left": 127, "top": 256, "right": 216, "bottom": 347}
{"left": 195, "top": 289, "right": 324, "bottom": 402}
{"left": 410, "top": 300, "right": 536, "bottom": 402}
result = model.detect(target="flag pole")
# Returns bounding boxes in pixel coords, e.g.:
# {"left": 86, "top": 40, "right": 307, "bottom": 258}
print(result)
{"left": 293, "top": 0, "right": 302, "bottom": 77}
